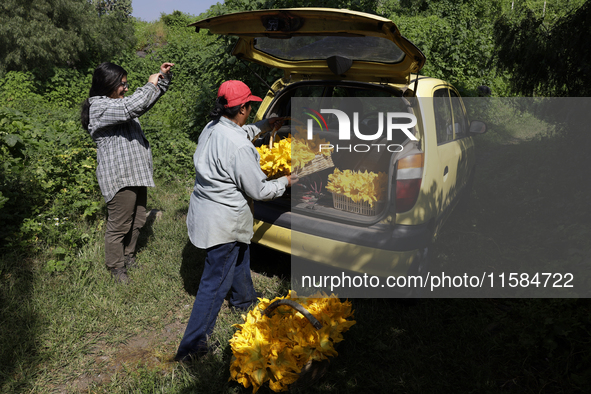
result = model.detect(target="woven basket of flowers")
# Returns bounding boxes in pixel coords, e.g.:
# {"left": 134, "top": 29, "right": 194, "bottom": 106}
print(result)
{"left": 326, "top": 169, "right": 388, "bottom": 215}
{"left": 229, "top": 291, "right": 356, "bottom": 393}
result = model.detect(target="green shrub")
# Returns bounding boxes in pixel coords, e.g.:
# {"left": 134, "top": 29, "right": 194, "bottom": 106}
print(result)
{"left": 42, "top": 67, "right": 91, "bottom": 109}
{"left": 0, "top": 71, "right": 44, "bottom": 105}
{"left": 0, "top": 106, "right": 101, "bottom": 266}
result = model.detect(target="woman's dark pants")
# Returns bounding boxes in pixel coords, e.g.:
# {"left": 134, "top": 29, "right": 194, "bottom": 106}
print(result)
{"left": 175, "top": 241, "right": 257, "bottom": 361}
{"left": 105, "top": 186, "right": 147, "bottom": 270}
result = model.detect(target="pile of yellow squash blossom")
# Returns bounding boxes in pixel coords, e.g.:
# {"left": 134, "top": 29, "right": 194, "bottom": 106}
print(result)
{"left": 256, "top": 135, "right": 292, "bottom": 179}
{"left": 229, "top": 291, "right": 356, "bottom": 393}
{"left": 326, "top": 168, "right": 388, "bottom": 207}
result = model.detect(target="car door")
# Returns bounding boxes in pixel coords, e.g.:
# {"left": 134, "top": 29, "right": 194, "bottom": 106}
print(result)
{"left": 432, "top": 87, "right": 462, "bottom": 222}
{"left": 448, "top": 89, "right": 474, "bottom": 192}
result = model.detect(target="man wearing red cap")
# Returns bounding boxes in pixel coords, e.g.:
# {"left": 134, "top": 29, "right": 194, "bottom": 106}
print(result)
{"left": 175, "top": 80, "right": 295, "bottom": 361}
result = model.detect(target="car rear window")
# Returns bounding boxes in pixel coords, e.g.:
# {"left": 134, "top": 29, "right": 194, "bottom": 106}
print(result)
{"left": 254, "top": 36, "right": 406, "bottom": 64}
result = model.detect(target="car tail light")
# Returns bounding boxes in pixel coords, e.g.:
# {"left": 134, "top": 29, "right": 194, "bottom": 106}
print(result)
{"left": 395, "top": 153, "right": 424, "bottom": 213}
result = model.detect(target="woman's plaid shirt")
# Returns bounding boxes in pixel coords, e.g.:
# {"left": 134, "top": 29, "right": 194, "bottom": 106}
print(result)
{"left": 87, "top": 74, "right": 171, "bottom": 202}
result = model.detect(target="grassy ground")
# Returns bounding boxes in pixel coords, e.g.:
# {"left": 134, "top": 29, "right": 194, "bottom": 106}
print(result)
{"left": 1, "top": 103, "right": 590, "bottom": 393}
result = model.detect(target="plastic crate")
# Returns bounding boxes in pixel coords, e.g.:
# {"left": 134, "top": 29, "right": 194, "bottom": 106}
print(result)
{"left": 331, "top": 192, "right": 384, "bottom": 216}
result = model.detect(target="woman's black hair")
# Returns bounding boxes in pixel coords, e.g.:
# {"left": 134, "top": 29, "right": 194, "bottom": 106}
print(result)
{"left": 209, "top": 97, "right": 249, "bottom": 121}
{"left": 81, "top": 62, "right": 127, "bottom": 130}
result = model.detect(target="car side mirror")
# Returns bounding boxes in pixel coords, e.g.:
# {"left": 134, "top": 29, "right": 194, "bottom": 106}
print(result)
{"left": 469, "top": 120, "right": 487, "bottom": 134}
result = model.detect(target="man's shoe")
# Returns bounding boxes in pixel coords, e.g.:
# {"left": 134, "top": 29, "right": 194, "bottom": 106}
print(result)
{"left": 124, "top": 255, "right": 138, "bottom": 270}
{"left": 110, "top": 268, "right": 129, "bottom": 284}
{"left": 174, "top": 348, "right": 208, "bottom": 363}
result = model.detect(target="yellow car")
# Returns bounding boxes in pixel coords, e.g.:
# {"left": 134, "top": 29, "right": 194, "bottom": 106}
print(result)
{"left": 191, "top": 8, "right": 487, "bottom": 294}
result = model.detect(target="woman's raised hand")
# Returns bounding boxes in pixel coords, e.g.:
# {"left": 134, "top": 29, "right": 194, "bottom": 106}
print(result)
{"left": 148, "top": 73, "right": 161, "bottom": 86}
{"left": 148, "top": 63, "right": 175, "bottom": 86}
{"left": 160, "top": 62, "right": 175, "bottom": 74}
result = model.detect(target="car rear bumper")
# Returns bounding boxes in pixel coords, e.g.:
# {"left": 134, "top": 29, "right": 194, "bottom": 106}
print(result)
{"left": 252, "top": 204, "right": 433, "bottom": 278}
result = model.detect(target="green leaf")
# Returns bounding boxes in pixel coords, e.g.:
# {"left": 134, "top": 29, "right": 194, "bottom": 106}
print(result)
{"left": 53, "top": 247, "right": 67, "bottom": 255}
{"left": 2, "top": 134, "right": 23, "bottom": 147}
{"left": 0, "top": 192, "right": 9, "bottom": 210}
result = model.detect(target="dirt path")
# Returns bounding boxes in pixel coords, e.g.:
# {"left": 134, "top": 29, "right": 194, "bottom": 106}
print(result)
{"left": 58, "top": 321, "right": 185, "bottom": 392}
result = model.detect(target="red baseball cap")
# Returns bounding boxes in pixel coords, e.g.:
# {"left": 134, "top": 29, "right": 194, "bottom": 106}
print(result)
{"left": 217, "top": 80, "right": 262, "bottom": 108}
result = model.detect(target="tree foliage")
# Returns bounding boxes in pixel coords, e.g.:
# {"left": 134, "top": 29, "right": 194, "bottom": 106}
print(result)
{"left": 0, "top": 0, "right": 136, "bottom": 75}
{"left": 92, "top": 0, "right": 133, "bottom": 18}
{"left": 160, "top": 9, "right": 194, "bottom": 27}
{"left": 494, "top": 0, "right": 590, "bottom": 96}
{"left": 381, "top": 0, "right": 507, "bottom": 95}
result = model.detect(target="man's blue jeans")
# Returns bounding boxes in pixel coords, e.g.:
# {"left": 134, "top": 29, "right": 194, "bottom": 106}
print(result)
{"left": 175, "top": 241, "right": 257, "bottom": 360}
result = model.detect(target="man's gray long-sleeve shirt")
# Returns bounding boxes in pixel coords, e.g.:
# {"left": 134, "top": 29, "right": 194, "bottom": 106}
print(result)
{"left": 87, "top": 74, "right": 170, "bottom": 202}
{"left": 187, "top": 116, "right": 288, "bottom": 249}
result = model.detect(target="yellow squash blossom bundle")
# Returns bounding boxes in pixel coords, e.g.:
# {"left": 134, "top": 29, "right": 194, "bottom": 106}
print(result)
{"left": 256, "top": 136, "right": 292, "bottom": 179}
{"left": 291, "top": 137, "right": 316, "bottom": 171}
{"left": 229, "top": 290, "right": 356, "bottom": 393}
{"left": 326, "top": 169, "right": 388, "bottom": 207}
{"left": 256, "top": 126, "right": 334, "bottom": 178}
{"left": 291, "top": 127, "right": 333, "bottom": 172}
